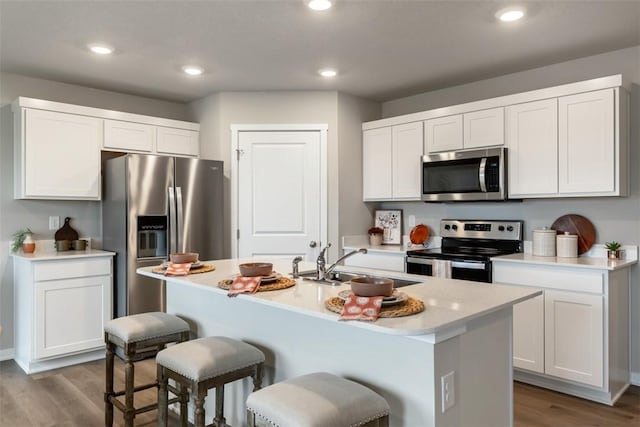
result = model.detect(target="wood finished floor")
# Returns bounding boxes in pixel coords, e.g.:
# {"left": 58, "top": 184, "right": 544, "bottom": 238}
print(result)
{"left": 0, "top": 358, "right": 638, "bottom": 426}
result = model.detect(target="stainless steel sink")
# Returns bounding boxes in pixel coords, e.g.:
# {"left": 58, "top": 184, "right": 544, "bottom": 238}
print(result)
{"left": 298, "top": 270, "right": 421, "bottom": 288}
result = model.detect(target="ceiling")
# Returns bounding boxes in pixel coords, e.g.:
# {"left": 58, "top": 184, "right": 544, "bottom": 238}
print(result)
{"left": 1, "top": 1, "right": 639, "bottom": 104}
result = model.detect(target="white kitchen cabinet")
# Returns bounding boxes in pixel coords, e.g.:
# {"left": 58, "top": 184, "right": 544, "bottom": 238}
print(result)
{"left": 506, "top": 99, "right": 558, "bottom": 197}
{"left": 13, "top": 253, "right": 114, "bottom": 374}
{"left": 14, "top": 108, "right": 102, "bottom": 200}
{"left": 544, "top": 289, "right": 603, "bottom": 387}
{"left": 363, "top": 122, "right": 422, "bottom": 201}
{"left": 342, "top": 247, "right": 405, "bottom": 272}
{"left": 512, "top": 294, "right": 544, "bottom": 373}
{"left": 558, "top": 89, "right": 615, "bottom": 194}
{"left": 493, "top": 260, "right": 630, "bottom": 404}
{"left": 424, "top": 114, "right": 462, "bottom": 152}
{"left": 157, "top": 126, "right": 199, "bottom": 157}
{"left": 104, "top": 119, "right": 154, "bottom": 153}
{"left": 463, "top": 107, "right": 504, "bottom": 149}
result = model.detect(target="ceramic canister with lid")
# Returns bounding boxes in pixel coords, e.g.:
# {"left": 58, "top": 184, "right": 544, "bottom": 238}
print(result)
{"left": 533, "top": 227, "right": 556, "bottom": 256}
{"left": 556, "top": 232, "right": 578, "bottom": 258}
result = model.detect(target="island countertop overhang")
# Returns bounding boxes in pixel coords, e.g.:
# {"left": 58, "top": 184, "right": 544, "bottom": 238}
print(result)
{"left": 137, "top": 258, "right": 540, "bottom": 339}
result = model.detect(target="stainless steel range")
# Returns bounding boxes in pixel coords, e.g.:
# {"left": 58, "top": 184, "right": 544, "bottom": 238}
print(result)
{"left": 406, "top": 219, "right": 523, "bottom": 283}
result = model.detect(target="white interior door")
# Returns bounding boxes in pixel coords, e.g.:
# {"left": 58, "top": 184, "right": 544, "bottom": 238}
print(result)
{"left": 236, "top": 129, "right": 324, "bottom": 260}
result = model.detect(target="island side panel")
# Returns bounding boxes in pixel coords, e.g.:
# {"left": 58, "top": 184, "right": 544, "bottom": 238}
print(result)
{"left": 166, "top": 280, "right": 439, "bottom": 427}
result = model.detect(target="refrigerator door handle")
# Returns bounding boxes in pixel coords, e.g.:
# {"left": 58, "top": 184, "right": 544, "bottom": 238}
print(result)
{"left": 168, "top": 187, "right": 177, "bottom": 255}
{"left": 176, "top": 186, "right": 184, "bottom": 252}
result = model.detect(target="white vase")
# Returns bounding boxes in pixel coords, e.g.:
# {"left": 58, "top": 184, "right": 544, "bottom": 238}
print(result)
{"left": 369, "top": 234, "right": 383, "bottom": 246}
{"left": 22, "top": 233, "right": 36, "bottom": 254}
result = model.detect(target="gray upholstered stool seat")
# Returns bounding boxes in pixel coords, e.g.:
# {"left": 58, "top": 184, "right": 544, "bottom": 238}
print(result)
{"left": 104, "top": 312, "right": 190, "bottom": 427}
{"left": 157, "top": 336, "right": 265, "bottom": 427}
{"left": 246, "top": 372, "right": 390, "bottom": 427}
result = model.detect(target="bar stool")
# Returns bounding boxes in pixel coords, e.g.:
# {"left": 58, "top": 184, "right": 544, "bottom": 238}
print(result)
{"left": 246, "top": 372, "right": 390, "bottom": 427}
{"left": 104, "top": 312, "right": 191, "bottom": 427}
{"left": 157, "top": 336, "right": 265, "bottom": 427}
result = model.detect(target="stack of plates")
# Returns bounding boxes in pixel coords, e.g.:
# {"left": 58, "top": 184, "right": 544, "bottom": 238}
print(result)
{"left": 337, "top": 289, "right": 408, "bottom": 306}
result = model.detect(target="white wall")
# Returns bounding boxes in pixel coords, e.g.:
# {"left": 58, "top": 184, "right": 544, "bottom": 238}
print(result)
{"left": 189, "top": 91, "right": 379, "bottom": 262}
{"left": 0, "top": 72, "right": 193, "bottom": 353}
{"left": 379, "top": 45, "right": 640, "bottom": 381}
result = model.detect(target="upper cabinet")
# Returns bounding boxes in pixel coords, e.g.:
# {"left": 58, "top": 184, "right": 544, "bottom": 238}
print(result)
{"left": 14, "top": 108, "right": 102, "bottom": 200}
{"left": 364, "top": 75, "right": 628, "bottom": 201}
{"left": 363, "top": 121, "right": 422, "bottom": 201}
{"left": 13, "top": 97, "right": 200, "bottom": 200}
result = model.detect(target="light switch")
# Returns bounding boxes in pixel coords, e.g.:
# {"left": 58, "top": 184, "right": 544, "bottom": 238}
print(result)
{"left": 408, "top": 215, "right": 416, "bottom": 227}
{"left": 49, "top": 216, "right": 60, "bottom": 230}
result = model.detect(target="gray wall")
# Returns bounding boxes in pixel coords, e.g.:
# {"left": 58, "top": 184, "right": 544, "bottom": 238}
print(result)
{"left": 189, "top": 91, "right": 379, "bottom": 262}
{"left": 0, "top": 72, "right": 193, "bottom": 352}
{"left": 379, "top": 45, "right": 640, "bottom": 379}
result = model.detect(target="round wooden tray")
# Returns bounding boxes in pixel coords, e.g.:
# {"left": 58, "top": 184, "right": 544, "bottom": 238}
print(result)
{"left": 324, "top": 296, "right": 425, "bottom": 318}
{"left": 151, "top": 264, "right": 216, "bottom": 275}
{"left": 218, "top": 276, "right": 296, "bottom": 292}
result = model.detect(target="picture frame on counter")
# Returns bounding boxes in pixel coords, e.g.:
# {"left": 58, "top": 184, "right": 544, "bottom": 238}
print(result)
{"left": 375, "top": 209, "right": 402, "bottom": 244}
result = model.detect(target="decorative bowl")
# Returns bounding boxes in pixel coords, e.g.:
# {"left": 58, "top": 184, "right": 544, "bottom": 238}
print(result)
{"left": 170, "top": 252, "right": 199, "bottom": 264}
{"left": 350, "top": 276, "right": 394, "bottom": 297}
{"left": 239, "top": 262, "right": 273, "bottom": 277}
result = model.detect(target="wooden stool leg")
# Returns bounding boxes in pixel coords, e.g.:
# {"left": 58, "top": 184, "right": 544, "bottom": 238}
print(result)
{"left": 179, "top": 382, "right": 189, "bottom": 427}
{"left": 247, "top": 409, "right": 256, "bottom": 427}
{"left": 379, "top": 414, "right": 390, "bottom": 427}
{"left": 253, "top": 363, "right": 264, "bottom": 391}
{"left": 194, "top": 393, "right": 206, "bottom": 427}
{"left": 104, "top": 341, "right": 115, "bottom": 427}
{"left": 157, "top": 365, "right": 168, "bottom": 427}
{"left": 214, "top": 385, "right": 225, "bottom": 426}
{"left": 124, "top": 358, "right": 135, "bottom": 427}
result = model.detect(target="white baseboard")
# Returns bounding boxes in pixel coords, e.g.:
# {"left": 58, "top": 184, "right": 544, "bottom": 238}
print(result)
{"left": 631, "top": 371, "right": 640, "bottom": 386}
{"left": 0, "top": 348, "right": 15, "bottom": 361}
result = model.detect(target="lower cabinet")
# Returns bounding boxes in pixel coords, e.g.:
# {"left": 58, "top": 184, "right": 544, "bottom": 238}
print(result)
{"left": 13, "top": 254, "right": 114, "bottom": 374}
{"left": 493, "top": 261, "right": 629, "bottom": 404}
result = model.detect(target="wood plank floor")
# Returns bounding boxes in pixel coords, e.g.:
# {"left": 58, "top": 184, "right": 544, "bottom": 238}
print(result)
{"left": 1, "top": 358, "right": 638, "bottom": 426}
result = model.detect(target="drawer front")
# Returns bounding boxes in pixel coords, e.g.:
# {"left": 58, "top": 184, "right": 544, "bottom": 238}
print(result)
{"left": 33, "top": 257, "right": 111, "bottom": 282}
{"left": 493, "top": 263, "right": 604, "bottom": 294}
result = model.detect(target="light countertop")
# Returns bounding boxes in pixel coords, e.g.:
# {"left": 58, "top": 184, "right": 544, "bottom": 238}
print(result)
{"left": 11, "top": 249, "right": 115, "bottom": 261}
{"left": 492, "top": 252, "right": 637, "bottom": 270}
{"left": 342, "top": 235, "right": 440, "bottom": 254}
{"left": 138, "top": 258, "right": 540, "bottom": 337}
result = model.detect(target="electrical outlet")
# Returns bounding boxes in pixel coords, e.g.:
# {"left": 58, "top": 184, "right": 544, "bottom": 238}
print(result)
{"left": 49, "top": 216, "right": 60, "bottom": 230}
{"left": 408, "top": 215, "right": 416, "bottom": 227}
{"left": 441, "top": 371, "right": 455, "bottom": 413}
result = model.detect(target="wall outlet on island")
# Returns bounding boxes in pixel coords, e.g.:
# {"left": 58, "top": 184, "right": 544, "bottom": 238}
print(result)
{"left": 441, "top": 370, "right": 455, "bottom": 413}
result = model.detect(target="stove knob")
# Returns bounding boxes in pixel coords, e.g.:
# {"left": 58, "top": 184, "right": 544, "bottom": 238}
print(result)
{"left": 451, "top": 224, "right": 458, "bottom": 231}
{"left": 507, "top": 226, "right": 514, "bottom": 232}
{"left": 498, "top": 225, "right": 505, "bottom": 231}
{"left": 444, "top": 224, "right": 451, "bottom": 230}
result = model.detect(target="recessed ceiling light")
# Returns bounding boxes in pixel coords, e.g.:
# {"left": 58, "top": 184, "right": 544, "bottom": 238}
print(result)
{"left": 319, "top": 69, "right": 337, "bottom": 78}
{"left": 496, "top": 7, "right": 525, "bottom": 22}
{"left": 308, "top": 0, "right": 332, "bottom": 11}
{"left": 88, "top": 43, "right": 114, "bottom": 55}
{"left": 182, "top": 65, "right": 204, "bottom": 76}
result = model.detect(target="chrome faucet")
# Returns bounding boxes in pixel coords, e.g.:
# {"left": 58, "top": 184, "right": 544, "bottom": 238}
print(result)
{"left": 291, "top": 256, "right": 303, "bottom": 278}
{"left": 316, "top": 243, "right": 332, "bottom": 281}
{"left": 317, "top": 246, "right": 368, "bottom": 281}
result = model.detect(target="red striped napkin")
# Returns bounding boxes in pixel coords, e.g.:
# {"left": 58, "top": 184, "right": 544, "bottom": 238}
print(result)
{"left": 228, "top": 276, "right": 262, "bottom": 297}
{"left": 339, "top": 294, "right": 384, "bottom": 321}
{"left": 164, "top": 262, "right": 192, "bottom": 276}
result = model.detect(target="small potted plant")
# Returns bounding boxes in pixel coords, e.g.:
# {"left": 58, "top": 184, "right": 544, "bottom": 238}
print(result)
{"left": 368, "top": 226, "right": 384, "bottom": 246}
{"left": 12, "top": 228, "right": 35, "bottom": 254}
{"left": 605, "top": 241, "right": 622, "bottom": 259}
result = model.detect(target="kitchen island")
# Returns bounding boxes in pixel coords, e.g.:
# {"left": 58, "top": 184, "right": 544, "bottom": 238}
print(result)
{"left": 138, "top": 259, "right": 541, "bottom": 426}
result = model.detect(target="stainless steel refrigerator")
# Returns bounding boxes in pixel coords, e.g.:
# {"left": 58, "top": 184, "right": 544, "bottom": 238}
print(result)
{"left": 102, "top": 154, "right": 223, "bottom": 318}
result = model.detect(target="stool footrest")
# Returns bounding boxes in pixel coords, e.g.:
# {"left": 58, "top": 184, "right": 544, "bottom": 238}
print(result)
{"left": 112, "top": 381, "right": 157, "bottom": 398}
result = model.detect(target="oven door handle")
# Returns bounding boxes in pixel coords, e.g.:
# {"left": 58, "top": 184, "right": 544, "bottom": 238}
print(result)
{"left": 451, "top": 261, "right": 487, "bottom": 270}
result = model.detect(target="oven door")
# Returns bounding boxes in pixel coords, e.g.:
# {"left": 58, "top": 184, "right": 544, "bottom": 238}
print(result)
{"left": 406, "top": 256, "right": 492, "bottom": 283}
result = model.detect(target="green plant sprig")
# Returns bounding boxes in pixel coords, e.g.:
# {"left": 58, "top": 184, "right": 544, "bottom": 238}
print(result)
{"left": 11, "top": 228, "right": 33, "bottom": 253}
{"left": 605, "top": 241, "right": 621, "bottom": 251}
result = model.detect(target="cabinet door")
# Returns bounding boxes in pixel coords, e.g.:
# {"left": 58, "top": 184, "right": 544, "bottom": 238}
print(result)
{"left": 506, "top": 99, "right": 558, "bottom": 197}
{"left": 157, "top": 127, "right": 199, "bottom": 157}
{"left": 23, "top": 109, "right": 101, "bottom": 199}
{"left": 544, "top": 290, "right": 603, "bottom": 387}
{"left": 463, "top": 107, "right": 504, "bottom": 149}
{"left": 392, "top": 122, "right": 423, "bottom": 200}
{"left": 513, "top": 294, "right": 544, "bottom": 373}
{"left": 35, "top": 275, "right": 111, "bottom": 359}
{"left": 104, "top": 119, "right": 154, "bottom": 152}
{"left": 558, "top": 89, "right": 615, "bottom": 194}
{"left": 363, "top": 127, "right": 393, "bottom": 200}
{"left": 424, "top": 115, "right": 462, "bottom": 153}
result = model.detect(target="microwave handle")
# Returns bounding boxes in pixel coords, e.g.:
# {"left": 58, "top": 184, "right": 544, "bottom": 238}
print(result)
{"left": 479, "top": 157, "right": 487, "bottom": 192}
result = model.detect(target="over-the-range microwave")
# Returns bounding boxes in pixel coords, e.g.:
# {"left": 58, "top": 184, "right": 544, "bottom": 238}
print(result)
{"left": 421, "top": 147, "right": 508, "bottom": 202}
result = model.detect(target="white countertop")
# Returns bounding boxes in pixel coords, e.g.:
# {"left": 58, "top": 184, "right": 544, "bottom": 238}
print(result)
{"left": 342, "top": 234, "right": 440, "bottom": 254}
{"left": 11, "top": 249, "right": 115, "bottom": 261}
{"left": 137, "top": 258, "right": 540, "bottom": 337}
{"left": 492, "top": 252, "right": 637, "bottom": 270}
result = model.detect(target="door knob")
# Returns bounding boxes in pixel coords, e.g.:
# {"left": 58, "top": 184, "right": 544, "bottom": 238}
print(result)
{"left": 309, "top": 241, "right": 317, "bottom": 248}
